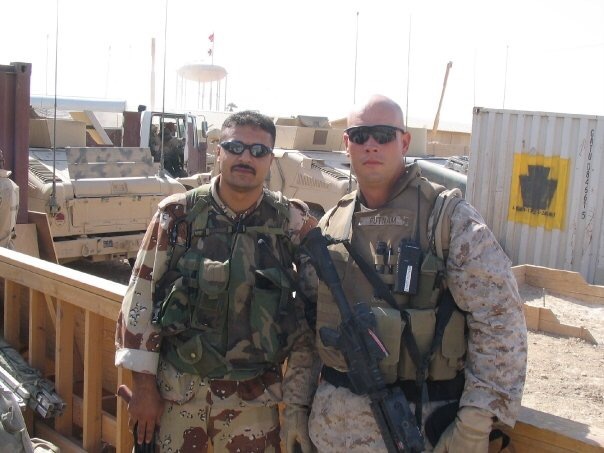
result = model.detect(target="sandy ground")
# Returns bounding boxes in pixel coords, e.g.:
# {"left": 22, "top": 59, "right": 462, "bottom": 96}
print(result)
{"left": 68, "top": 260, "right": 604, "bottom": 430}
{"left": 518, "top": 283, "right": 604, "bottom": 429}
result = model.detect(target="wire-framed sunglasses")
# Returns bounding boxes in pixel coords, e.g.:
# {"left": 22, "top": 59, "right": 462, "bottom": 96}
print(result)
{"left": 219, "top": 140, "right": 273, "bottom": 158}
{"left": 345, "top": 125, "right": 406, "bottom": 145}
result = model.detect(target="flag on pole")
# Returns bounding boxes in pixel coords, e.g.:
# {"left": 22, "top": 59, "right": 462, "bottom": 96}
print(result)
{"left": 208, "top": 48, "right": 213, "bottom": 56}
{"left": 208, "top": 33, "right": 214, "bottom": 42}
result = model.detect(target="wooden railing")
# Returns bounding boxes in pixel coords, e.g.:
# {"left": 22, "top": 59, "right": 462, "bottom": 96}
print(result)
{"left": 0, "top": 247, "right": 133, "bottom": 452}
{"left": 2, "top": 248, "right": 604, "bottom": 452}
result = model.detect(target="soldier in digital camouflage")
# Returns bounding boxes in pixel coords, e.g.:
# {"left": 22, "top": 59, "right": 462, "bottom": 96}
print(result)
{"left": 306, "top": 95, "right": 527, "bottom": 452}
{"left": 115, "top": 111, "right": 319, "bottom": 452}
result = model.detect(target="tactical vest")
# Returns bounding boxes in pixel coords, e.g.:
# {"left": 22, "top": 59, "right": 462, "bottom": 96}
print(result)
{"left": 317, "top": 166, "right": 466, "bottom": 384}
{"left": 157, "top": 184, "right": 299, "bottom": 380}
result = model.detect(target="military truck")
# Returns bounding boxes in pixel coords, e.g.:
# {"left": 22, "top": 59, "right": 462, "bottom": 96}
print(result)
{"left": 28, "top": 145, "right": 185, "bottom": 263}
{"left": 25, "top": 97, "right": 215, "bottom": 263}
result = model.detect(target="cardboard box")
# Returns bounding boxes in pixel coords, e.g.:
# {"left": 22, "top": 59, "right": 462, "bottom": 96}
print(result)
{"left": 29, "top": 119, "right": 86, "bottom": 148}
{"left": 275, "top": 125, "right": 345, "bottom": 151}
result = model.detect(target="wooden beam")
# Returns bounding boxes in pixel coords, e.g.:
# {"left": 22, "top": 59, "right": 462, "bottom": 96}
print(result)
{"left": 34, "top": 422, "right": 86, "bottom": 453}
{"left": 519, "top": 265, "right": 604, "bottom": 305}
{"left": 523, "top": 305, "right": 598, "bottom": 345}
{"left": 0, "top": 247, "right": 124, "bottom": 305}
{"left": 43, "top": 293, "right": 57, "bottom": 326}
{"left": 0, "top": 253, "right": 123, "bottom": 320}
{"left": 4, "top": 280, "right": 25, "bottom": 347}
{"left": 54, "top": 299, "right": 75, "bottom": 436}
{"left": 116, "top": 367, "right": 134, "bottom": 452}
{"left": 72, "top": 394, "right": 119, "bottom": 448}
{"left": 29, "top": 289, "right": 47, "bottom": 371}
{"left": 504, "top": 406, "right": 604, "bottom": 452}
{"left": 83, "top": 311, "right": 103, "bottom": 452}
{"left": 69, "top": 110, "right": 113, "bottom": 146}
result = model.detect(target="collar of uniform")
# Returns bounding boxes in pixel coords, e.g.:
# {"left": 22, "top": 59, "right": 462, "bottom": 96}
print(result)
{"left": 210, "top": 175, "right": 264, "bottom": 220}
{"left": 0, "top": 169, "right": 12, "bottom": 177}
{"left": 356, "top": 162, "right": 421, "bottom": 208}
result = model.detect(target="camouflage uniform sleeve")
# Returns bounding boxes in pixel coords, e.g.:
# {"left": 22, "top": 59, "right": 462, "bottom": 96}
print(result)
{"left": 282, "top": 200, "right": 321, "bottom": 407}
{"left": 115, "top": 192, "right": 188, "bottom": 374}
{"left": 446, "top": 200, "right": 527, "bottom": 427}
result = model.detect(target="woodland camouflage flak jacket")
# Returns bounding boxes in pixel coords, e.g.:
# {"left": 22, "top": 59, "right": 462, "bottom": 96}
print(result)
{"left": 115, "top": 178, "right": 318, "bottom": 407}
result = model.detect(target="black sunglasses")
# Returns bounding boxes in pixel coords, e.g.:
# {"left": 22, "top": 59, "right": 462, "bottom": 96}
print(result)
{"left": 345, "top": 125, "right": 406, "bottom": 145}
{"left": 219, "top": 140, "right": 273, "bottom": 158}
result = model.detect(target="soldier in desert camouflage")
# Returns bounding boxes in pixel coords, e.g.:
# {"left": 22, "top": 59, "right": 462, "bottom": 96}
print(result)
{"left": 115, "top": 111, "right": 318, "bottom": 452}
{"left": 307, "top": 95, "right": 527, "bottom": 452}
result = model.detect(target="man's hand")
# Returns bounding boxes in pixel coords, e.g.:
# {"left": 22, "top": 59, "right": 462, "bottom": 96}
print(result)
{"left": 433, "top": 406, "right": 493, "bottom": 453}
{"left": 283, "top": 404, "right": 313, "bottom": 453}
{"left": 124, "top": 372, "right": 165, "bottom": 446}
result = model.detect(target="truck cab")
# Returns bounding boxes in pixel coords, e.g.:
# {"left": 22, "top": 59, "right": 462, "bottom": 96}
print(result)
{"left": 139, "top": 110, "right": 208, "bottom": 178}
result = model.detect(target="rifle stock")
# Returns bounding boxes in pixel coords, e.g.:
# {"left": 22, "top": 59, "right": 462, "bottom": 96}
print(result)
{"left": 303, "top": 228, "right": 424, "bottom": 453}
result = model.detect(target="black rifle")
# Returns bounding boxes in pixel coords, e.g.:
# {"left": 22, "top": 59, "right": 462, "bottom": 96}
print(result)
{"left": 302, "top": 228, "right": 424, "bottom": 453}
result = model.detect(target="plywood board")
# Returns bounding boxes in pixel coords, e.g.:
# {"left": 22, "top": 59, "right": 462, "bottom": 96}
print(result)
{"left": 28, "top": 211, "right": 58, "bottom": 263}
{"left": 514, "top": 265, "right": 604, "bottom": 305}
{"left": 523, "top": 305, "right": 598, "bottom": 345}
{"left": 13, "top": 223, "right": 39, "bottom": 257}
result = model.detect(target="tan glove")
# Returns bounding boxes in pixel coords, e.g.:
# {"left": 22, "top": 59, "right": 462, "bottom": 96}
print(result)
{"left": 282, "top": 404, "right": 313, "bottom": 453}
{"left": 433, "top": 406, "right": 493, "bottom": 453}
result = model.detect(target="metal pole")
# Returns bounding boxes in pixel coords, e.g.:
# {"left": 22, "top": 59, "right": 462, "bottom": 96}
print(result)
{"left": 353, "top": 11, "right": 359, "bottom": 104}
{"left": 503, "top": 44, "right": 509, "bottom": 108}
{"left": 405, "top": 15, "right": 411, "bottom": 130}
{"left": 159, "top": 0, "right": 169, "bottom": 177}
{"left": 224, "top": 75, "right": 228, "bottom": 111}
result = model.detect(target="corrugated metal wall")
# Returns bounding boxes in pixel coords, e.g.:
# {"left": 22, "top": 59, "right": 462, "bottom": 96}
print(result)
{"left": 468, "top": 107, "right": 604, "bottom": 285}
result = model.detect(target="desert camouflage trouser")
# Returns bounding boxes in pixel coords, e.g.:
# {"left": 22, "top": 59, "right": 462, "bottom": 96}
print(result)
{"left": 156, "top": 367, "right": 283, "bottom": 452}
{"left": 309, "top": 381, "right": 452, "bottom": 452}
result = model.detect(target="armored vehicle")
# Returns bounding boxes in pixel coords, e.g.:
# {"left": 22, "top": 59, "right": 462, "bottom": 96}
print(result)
{"left": 265, "top": 115, "right": 355, "bottom": 217}
{"left": 28, "top": 146, "right": 185, "bottom": 263}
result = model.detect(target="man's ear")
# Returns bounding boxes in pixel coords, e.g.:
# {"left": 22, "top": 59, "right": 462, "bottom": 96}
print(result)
{"left": 343, "top": 133, "right": 350, "bottom": 156}
{"left": 401, "top": 131, "right": 411, "bottom": 157}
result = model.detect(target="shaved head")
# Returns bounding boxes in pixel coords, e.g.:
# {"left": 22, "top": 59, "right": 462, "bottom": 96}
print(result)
{"left": 347, "top": 95, "right": 405, "bottom": 130}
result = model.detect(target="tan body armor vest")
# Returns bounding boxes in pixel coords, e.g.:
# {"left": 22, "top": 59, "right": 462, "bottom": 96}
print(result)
{"left": 317, "top": 167, "right": 466, "bottom": 383}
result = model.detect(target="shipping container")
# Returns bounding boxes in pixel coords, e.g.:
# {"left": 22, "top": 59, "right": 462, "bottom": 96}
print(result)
{"left": 467, "top": 107, "right": 604, "bottom": 285}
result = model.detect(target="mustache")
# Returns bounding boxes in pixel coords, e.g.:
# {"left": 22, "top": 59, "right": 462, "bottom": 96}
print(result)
{"left": 231, "top": 164, "right": 256, "bottom": 174}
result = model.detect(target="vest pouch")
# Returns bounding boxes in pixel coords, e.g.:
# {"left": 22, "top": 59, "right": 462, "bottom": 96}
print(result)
{"left": 190, "top": 259, "right": 230, "bottom": 330}
{"left": 316, "top": 282, "right": 347, "bottom": 370}
{"left": 398, "top": 308, "right": 436, "bottom": 380}
{"left": 429, "top": 309, "right": 466, "bottom": 380}
{"left": 372, "top": 306, "right": 404, "bottom": 384}
{"left": 409, "top": 253, "right": 441, "bottom": 309}
{"left": 250, "top": 268, "right": 288, "bottom": 361}
{"left": 198, "top": 258, "right": 230, "bottom": 297}
{"left": 167, "top": 333, "right": 229, "bottom": 378}
{"left": 158, "top": 287, "right": 190, "bottom": 335}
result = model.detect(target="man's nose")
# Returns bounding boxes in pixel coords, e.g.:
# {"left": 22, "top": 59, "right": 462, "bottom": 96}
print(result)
{"left": 237, "top": 148, "right": 254, "bottom": 161}
{"left": 364, "top": 136, "right": 381, "bottom": 151}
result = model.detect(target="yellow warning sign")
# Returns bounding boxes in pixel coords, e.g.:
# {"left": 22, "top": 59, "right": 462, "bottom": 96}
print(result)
{"left": 508, "top": 154, "right": 570, "bottom": 230}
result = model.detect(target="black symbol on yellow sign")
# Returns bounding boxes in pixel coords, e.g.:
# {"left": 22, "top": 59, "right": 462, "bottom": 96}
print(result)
{"left": 508, "top": 154, "right": 569, "bottom": 230}
{"left": 519, "top": 165, "right": 557, "bottom": 210}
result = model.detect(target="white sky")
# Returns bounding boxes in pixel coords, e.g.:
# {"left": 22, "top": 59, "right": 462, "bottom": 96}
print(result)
{"left": 2, "top": 0, "right": 603, "bottom": 131}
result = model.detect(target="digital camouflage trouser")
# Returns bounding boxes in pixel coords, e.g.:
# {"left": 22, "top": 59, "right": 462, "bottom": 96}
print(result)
{"left": 309, "top": 381, "right": 451, "bottom": 453}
